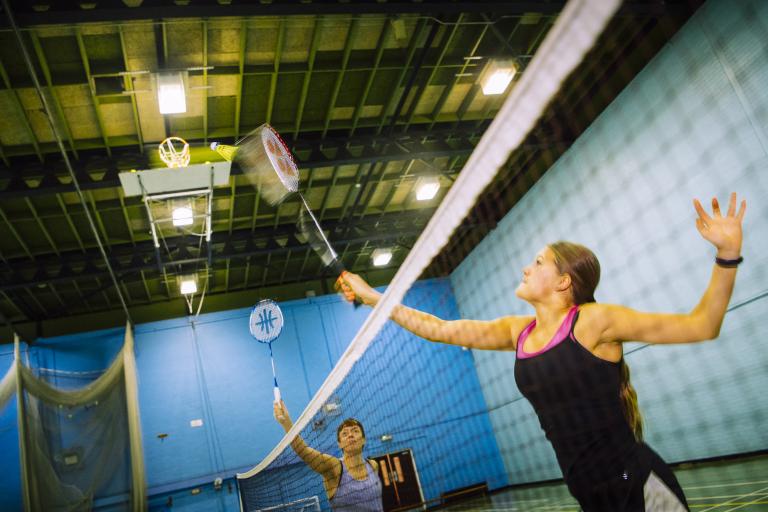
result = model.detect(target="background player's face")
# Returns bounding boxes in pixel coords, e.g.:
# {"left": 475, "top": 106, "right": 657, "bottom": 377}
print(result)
{"left": 515, "top": 247, "right": 567, "bottom": 302}
{"left": 337, "top": 425, "right": 365, "bottom": 454}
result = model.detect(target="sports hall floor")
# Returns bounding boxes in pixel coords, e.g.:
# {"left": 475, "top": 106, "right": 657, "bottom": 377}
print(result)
{"left": 440, "top": 454, "right": 768, "bottom": 511}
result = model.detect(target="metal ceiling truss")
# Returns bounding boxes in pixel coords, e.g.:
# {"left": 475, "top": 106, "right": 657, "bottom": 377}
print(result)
{"left": 1, "top": 1, "right": 696, "bottom": 28}
{"left": 0, "top": 210, "right": 437, "bottom": 293}
{"left": 0, "top": 126, "right": 486, "bottom": 199}
{"left": 4, "top": 2, "right": 568, "bottom": 27}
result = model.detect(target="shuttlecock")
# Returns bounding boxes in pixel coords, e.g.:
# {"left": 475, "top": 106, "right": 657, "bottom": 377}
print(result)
{"left": 211, "top": 142, "right": 238, "bottom": 162}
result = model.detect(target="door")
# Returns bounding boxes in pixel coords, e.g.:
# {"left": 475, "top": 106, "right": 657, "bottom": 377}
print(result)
{"left": 371, "top": 449, "right": 425, "bottom": 511}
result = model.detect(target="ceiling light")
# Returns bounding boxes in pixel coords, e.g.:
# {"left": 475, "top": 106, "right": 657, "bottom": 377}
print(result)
{"left": 481, "top": 60, "right": 517, "bottom": 96}
{"left": 415, "top": 176, "right": 440, "bottom": 201}
{"left": 180, "top": 277, "right": 197, "bottom": 295}
{"left": 172, "top": 206, "right": 194, "bottom": 226}
{"left": 157, "top": 72, "right": 186, "bottom": 114}
{"left": 372, "top": 248, "right": 392, "bottom": 267}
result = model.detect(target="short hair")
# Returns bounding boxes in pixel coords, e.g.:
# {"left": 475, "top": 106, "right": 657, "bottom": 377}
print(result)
{"left": 336, "top": 418, "right": 365, "bottom": 442}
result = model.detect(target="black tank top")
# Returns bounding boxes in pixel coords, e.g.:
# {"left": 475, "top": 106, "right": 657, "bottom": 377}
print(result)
{"left": 514, "top": 306, "right": 640, "bottom": 486}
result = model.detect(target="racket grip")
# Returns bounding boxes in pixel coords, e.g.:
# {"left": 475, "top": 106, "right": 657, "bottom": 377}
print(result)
{"left": 335, "top": 271, "right": 361, "bottom": 309}
{"left": 273, "top": 386, "right": 281, "bottom": 403}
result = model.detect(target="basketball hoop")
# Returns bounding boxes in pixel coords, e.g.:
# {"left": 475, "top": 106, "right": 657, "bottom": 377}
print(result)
{"left": 158, "top": 137, "right": 190, "bottom": 168}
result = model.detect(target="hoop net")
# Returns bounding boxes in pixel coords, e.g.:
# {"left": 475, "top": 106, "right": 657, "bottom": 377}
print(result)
{"left": 158, "top": 137, "right": 191, "bottom": 168}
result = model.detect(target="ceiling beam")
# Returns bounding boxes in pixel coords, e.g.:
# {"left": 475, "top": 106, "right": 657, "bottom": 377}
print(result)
{"left": 428, "top": 20, "right": 490, "bottom": 130}
{"left": 375, "top": 18, "right": 429, "bottom": 136}
{"left": 321, "top": 17, "right": 357, "bottom": 139}
{"left": 0, "top": 55, "right": 43, "bottom": 162}
{"left": 0, "top": 127, "right": 487, "bottom": 198}
{"left": 294, "top": 16, "right": 323, "bottom": 141}
{"left": 0, "top": 210, "right": 438, "bottom": 292}
{"left": 348, "top": 17, "right": 391, "bottom": 137}
{"left": 403, "top": 14, "right": 463, "bottom": 132}
{"left": 24, "top": 197, "right": 59, "bottom": 256}
{"left": 233, "top": 19, "right": 247, "bottom": 142}
{"left": 265, "top": 19, "right": 286, "bottom": 127}
{"left": 6, "top": 3, "right": 569, "bottom": 27}
{"left": 76, "top": 28, "right": 112, "bottom": 158}
{"left": 30, "top": 32, "right": 79, "bottom": 160}
{"left": 118, "top": 25, "right": 145, "bottom": 153}
{"left": 202, "top": 20, "right": 209, "bottom": 145}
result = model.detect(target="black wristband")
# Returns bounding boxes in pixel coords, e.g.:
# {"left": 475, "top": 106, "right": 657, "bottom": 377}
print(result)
{"left": 715, "top": 255, "right": 743, "bottom": 268}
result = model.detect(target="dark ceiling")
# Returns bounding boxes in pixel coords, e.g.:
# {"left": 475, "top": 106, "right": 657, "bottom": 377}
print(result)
{"left": 0, "top": 0, "right": 700, "bottom": 341}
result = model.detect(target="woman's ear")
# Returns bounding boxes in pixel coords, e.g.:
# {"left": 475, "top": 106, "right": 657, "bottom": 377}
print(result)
{"left": 557, "top": 273, "right": 572, "bottom": 293}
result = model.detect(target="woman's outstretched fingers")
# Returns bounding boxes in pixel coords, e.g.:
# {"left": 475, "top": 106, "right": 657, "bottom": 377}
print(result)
{"left": 711, "top": 196, "right": 721, "bottom": 217}
{"left": 693, "top": 198, "right": 711, "bottom": 224}
{"left": 736, "top": 197, "right": 747, "bottom": 221}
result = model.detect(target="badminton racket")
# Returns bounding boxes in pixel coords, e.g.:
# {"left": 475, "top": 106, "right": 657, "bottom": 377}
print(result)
{"left": 212, "top": 124, "right": 357, "bottom": 302}
{"left": 249, "top": 299, "right": 284, "bottom": 403}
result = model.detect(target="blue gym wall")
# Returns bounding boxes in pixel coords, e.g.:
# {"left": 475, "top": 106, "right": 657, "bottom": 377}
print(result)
{"left": 0, "top": 347, "right": 22, "bottom": 512}
{"left": 450, "top": 0, "right": 768, "bottom": 485}
{"left": 0, "top": 278, "right": 506, "bottom": 511}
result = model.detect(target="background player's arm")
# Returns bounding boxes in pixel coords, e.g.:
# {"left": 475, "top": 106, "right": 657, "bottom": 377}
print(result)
{"left": 340, "top": 272, "right": 531, "bottom": 350}
{"left": 274, "top": 400, "right": 340, "bottom": 477}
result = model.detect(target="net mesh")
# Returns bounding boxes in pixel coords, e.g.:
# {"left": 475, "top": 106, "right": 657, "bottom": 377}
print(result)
{"left": 10, "top": 329, "right": 145, "bottom": 511}
{"left": 238, "top": 0, "right": 768, "bottom": 510}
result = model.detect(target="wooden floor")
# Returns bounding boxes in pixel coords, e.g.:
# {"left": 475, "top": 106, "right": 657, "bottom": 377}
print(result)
{"left": 438, "top": 454, "right": 768, "bottom": 511}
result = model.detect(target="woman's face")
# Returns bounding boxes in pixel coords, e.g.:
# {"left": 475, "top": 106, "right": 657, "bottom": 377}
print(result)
{"left": 337, "top": 424, "right": 365, "bottom": 454}
{"left": 515, "top": 247, "right": 566, "bottom": 302}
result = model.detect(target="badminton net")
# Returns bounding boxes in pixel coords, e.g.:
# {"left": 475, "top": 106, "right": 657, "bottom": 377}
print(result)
{"left": 238, "top": 0, "right": 622, "bottom": 509}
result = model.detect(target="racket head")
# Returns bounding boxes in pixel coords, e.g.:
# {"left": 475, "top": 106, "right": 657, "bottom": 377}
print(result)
{"left": 235, "top": 124, "right": 299, "bottom": 205}
{"left": 249, "top": 299, "right": 285, "bottom": 344}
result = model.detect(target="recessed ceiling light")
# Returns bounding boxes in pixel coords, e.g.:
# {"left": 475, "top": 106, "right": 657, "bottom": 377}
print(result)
{"left": 481, "top": 60, "right": 517, "bottom": 96}
{"left": 172, "top": 206, "right": 194, "bottom": 227}
{"left": 180, "top": 277, "right": 197, "bottom": 295}
{"left": 372, "top": 248, "right": 392, "bottom": 267}
{"left": 416, "top": 176, "right": 440, "bottom": 201}
{"left": 157, "top": 73, "right": 186, "bottom": 114}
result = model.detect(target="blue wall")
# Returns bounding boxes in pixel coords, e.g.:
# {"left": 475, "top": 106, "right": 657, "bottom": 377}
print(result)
{"left": 0, "top": 278, "right": 506, "bottom": 511}
{"left": 450, "top": 0, "right": 768, "bottom": 485}
{"left": 0, "top": 347, "right": 22, "bottom": 512}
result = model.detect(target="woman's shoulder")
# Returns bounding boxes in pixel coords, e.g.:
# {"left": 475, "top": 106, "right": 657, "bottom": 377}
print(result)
{"left": 573, "top": 303, "right": 608, "bottom": 342}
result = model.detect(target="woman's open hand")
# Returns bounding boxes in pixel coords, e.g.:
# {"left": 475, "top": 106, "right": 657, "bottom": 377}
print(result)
{"left": 693, "top": 192, "right": 746, "bottom": 259}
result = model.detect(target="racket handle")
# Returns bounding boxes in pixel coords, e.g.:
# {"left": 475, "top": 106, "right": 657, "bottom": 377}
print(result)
{"left": 335, "top": 271, "right": 361, "bottom": 309}
{"left": 273, "top": 386, "right": 281, "bottom": 403}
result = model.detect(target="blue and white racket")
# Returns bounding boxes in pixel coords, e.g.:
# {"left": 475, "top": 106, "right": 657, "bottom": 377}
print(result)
{"left": 249, "top": 299, "right": 284, "bottom": 403}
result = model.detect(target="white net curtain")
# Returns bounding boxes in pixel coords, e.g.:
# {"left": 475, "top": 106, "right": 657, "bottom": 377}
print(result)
{"left": 1, "top": 324, "right": 146, "bottom": 511}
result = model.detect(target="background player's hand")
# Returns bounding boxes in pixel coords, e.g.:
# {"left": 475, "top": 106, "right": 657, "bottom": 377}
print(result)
{"left": 273, "top": 400, "right": 293, "bottom": 431}
{"left": 693, "top": 192, "right": 746, "bottom": 259}
{"left": 337, "top": 272, "right": 381, "bottom": 307}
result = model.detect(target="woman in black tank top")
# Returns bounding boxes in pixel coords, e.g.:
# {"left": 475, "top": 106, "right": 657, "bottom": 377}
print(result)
{"left": 340, "top": 193, "right": 746, "bottom": 511}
